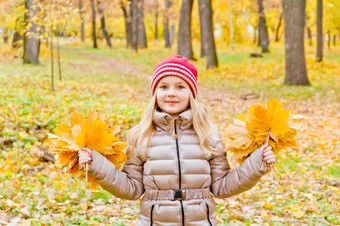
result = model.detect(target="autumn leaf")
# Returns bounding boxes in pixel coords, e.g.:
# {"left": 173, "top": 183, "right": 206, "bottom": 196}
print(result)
{"left": 46, "top": 110, "right": 127, "bottom": 189}
{"left": 225, "top": 119, "right": 258, "bottom": 164}
{"left": 225, "top": 99, "right": 303, "bottom": 163}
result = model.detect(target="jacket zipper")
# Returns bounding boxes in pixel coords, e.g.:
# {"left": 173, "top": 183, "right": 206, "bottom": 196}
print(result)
{"left": 205, "top": 203, "right": 212, "bottom": 226}
{"left": 150, "top": 204, "right": 155, "bottom": 226}
{"left": 174, "top": 120, "right": 185, "bottom": 226}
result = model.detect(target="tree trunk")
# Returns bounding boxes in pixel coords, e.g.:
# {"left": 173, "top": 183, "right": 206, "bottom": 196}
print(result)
{"left": 12, "top": 31, "right": 24, "bottom": 48}
{"left": 227, "top": 0, "right": 234, "bottom": 49}
{"left": 316, "top": 0, "right": 322, "bottom": 61}
{"left": 90, "top": 0, "right": 98, "bottom": 48}
{"left": 199, "top": 0, "right": 218, "bottom": 68}
{"left": 137, "top": 0, "right": 147, "bottom": 48}
{"left": 333, "top": 35, "right": 336, "bottom": 46}
{"left": 257, "top": 0, "right": 269, "bottom": 53}
{"left": 121, "top": 1, "right": 132, "bottom": 48}
{"left": 327, "top": 30, "right": 331, "bottom": 49}
{"left": 178, "top": 0, "right": 194, "bottom": 60}
{"left": 170, "top": 24, "right": 175, "bottom": 46}
{"left": 154, "top": 10, "right": 158, "bottom": 44}
{"left": 307, "top": 26, "right": 313, "bottom": 46}
{"left": 283, "top": 0, "right": 310, "bottom": 86}
{"left": 3, "top": 28, "right": 9, "bottom": 43}
{"left": 56, "top": 0, "right": 62, "bottom": 81}
{"left": 253, "top": 26, "right": 257, "bottom": 44}
{"left": 131, "top": 0, "right": 138, "bottom": 51}
{"left": 49, "top": 0, "right": 54, "bottom": 90}
{"left": 198, "top": 1, "right": 205, "bottom": 57}
{"left": 275, "top": 12, "right": 283, "bottom": 42}
{"left": 163, "top": 0, "right": 171, "bottom": 48}
{"left": 79, "top": 0, "right": 85, "bottom": 42}
{"left": 23, "top": 0, "right": 40, "bottom": 64}
{"left": 98, "top": 1, "right": 111, "bottom": 48}
{"left": 257, "top": 26, "right": 261, "bottom": 46}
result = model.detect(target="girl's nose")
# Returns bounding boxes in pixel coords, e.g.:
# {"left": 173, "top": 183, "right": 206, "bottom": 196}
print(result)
{"left": 167, "top": 88, "right": 176, "bottom": 97}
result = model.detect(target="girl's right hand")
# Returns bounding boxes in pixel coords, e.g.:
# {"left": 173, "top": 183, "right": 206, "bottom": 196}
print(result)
{"left": 79, "top": 147, "right": 92, "bottom": 167}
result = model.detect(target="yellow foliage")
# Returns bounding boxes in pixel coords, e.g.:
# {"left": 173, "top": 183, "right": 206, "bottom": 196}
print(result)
{"left": 226, "top": 99, "right": 303, "bottom": 163}
{"left": 46, "top": 110, "right": 127, "bottom": 190}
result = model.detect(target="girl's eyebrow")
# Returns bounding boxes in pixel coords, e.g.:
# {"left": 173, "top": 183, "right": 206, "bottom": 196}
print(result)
{"left": 158, "top": 81, "right": 186, "bottom": 85}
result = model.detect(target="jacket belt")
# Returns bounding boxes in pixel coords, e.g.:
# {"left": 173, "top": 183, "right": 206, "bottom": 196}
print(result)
{"left": 144, "top": 188, "right": 211, "bottom": 201}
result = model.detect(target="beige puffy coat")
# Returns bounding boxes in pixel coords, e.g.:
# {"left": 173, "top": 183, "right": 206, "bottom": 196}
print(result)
{"left": 89, "top": 110, "right": 267, "bottom": 225}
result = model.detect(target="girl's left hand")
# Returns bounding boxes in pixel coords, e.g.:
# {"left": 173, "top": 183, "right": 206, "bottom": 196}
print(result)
{"left": 260, "top": 143, "right": 276, "bottom": 164}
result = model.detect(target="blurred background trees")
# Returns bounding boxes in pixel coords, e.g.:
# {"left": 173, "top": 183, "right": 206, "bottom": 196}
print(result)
{"left": 0, "top": 0, "right": 339, "bottom": 83}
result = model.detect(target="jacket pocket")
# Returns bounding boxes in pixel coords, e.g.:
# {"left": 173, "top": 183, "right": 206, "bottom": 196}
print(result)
{"left": 150, "top": 204, "right": 155, "bottom": 226}
{"left": 205, "top": 203, "right": 212, "bottom": 226}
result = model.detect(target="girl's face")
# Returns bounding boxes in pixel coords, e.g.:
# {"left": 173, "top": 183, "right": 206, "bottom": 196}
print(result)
{"left": 156, "top": 76, "right": 191, "bottom": 115}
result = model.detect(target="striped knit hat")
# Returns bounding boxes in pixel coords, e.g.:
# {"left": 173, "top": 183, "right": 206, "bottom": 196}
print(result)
{"left": 151, "top": 55, "right": 198, "bottom": 98}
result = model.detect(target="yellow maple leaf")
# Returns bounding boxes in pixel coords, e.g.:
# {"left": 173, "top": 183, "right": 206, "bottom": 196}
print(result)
{"left": 225, "top": 119, "right": 258, "bottom": 163}
{"left": 46, "top": 110, "right": 127, "bottom": 190}
{"left": 246, "top": 99, "right": 290, "bottom": 145}
{"left": 225, "top": 99, "right": 303, "bottom": 163}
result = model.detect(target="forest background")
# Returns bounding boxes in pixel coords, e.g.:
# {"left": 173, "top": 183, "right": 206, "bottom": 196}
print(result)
{"left": 0, "top": 0, "right": 339, "bottom": 225}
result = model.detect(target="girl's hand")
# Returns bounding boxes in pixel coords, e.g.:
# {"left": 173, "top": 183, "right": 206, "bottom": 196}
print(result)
{"left": 260, "top": 143, "right": 276, "bottom": 164}
{"left": 79, "top": 147, "right": 92, "bottom": 167}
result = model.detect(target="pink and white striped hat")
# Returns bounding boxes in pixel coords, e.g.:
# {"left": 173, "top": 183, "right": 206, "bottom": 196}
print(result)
{"left": 150, "top": 55, "right": 198, "bottom": 98}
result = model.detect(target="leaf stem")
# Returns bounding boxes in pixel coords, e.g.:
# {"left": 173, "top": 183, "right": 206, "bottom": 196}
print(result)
{"left": 85, "top": 162, "right": 88, "bottom": 188}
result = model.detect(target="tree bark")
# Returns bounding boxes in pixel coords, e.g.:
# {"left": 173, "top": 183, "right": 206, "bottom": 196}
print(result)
{"left": 198, "top": 0, "right": 205, "bottom": 57}
{"left": 178, "top": 0, "right": 194, "bottom": 60}
{"left": 49, "top": 0, "right": 54, "bottom": 90}
{"left": 56, "top": 0, "right": 62, "bottom": 81}
{"left": 307, "top": 26, "right": 313, "bottom": 46}
{"left": 283, "top": 0, "right": 310, "bottom": 85}
{"left": 131, "top": 0, "right": 138, "bottom": 51}
{"left": 253, "top": 26, "right": 257, "bottom": 44}
{"left": 2, "top": 28, "right": 9, "bottom": 43}
{"left": 227, "top": 0, "right": 234, "bottom": 49}
{"left": 257, "top": 0, "right": 269, "bottom": 53}
{"left": 163, "top": 0, "right": 172, "bottom": 48}
{"left": 170, "top": 24, "right": 175, "bottom": 46}
{"left": 327, "top": 30, "right": 331, "bottom": 49}
{"left": 79, "top": 0, "right": 85, "bottom": 42}
{"left": 257, "top": 26, "right": 261, "bottom": 46}
{"left": 23, "top": 0, "right": 40, "bottom": 64}
{"left": 90, "top": 0, "right": 98, "bottom": 48}
{"left": 275, "top": 12, "right": 283, "bottom": 42}
{"left": 12, "top": 32, "right": 24, "bottom": 48}
{"left": 137, "top": 0, "right": 147, "bottom": 48}
{"left": 199, "top": 0, "right": 218, "bottom": 68}
{"left": 316, "top": 0, "right": 322, "bottom": 61}
{"left": 121, "top": 1, "right": 132, "bottom": 48}
{"left": 98, "top": 1, "right": 111, "bottom": 48}
{"left": 154, "top": 10, "right": 158, "bottom": 44}
{"left": 333, "top": 35, "right": 336, "bottom": 46}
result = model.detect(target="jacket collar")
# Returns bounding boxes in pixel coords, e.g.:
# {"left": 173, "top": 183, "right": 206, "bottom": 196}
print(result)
{"left": 153, "top": 109, "right": 193, "bottom": 132}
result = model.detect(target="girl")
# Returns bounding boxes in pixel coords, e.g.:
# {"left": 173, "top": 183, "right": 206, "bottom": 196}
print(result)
{"left": 79, "top": 55, "right": 275, "bottom": 226}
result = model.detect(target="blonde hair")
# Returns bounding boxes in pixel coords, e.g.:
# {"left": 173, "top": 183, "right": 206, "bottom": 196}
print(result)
{"left": 126, "top": 91, "right": 218, "bottom": 158}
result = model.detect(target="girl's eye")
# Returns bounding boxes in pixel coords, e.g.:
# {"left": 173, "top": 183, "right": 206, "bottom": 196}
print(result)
{"left": 160, "top": 85, "right": 167, "bottom": 89}
{"left": 178, "top": 86, "right": 185, "bottom": 89}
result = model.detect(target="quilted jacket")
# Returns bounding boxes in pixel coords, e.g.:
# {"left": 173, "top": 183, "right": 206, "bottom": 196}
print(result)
{"left": 89, "top": 109, "right": 267, "bottom": 225}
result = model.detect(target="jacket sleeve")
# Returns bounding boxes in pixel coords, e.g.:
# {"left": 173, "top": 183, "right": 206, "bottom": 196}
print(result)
{"left": 88, "top": 146, "right": 145, "bottom": 200}
{"left": 209, "top": 126, "right": 268, "bottom": 198}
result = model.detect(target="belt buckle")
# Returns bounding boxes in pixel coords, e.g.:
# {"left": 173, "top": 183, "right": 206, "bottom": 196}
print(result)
{"left": 173, "top": 189, "right": 186, "bottom": 200}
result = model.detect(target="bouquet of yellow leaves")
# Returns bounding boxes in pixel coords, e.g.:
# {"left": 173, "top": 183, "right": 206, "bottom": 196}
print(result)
{"left": 226, "top": 99, "right": 303, "bottom": 180}
{"left": 46, "top": 110, "right": 127, "bottom": 190}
